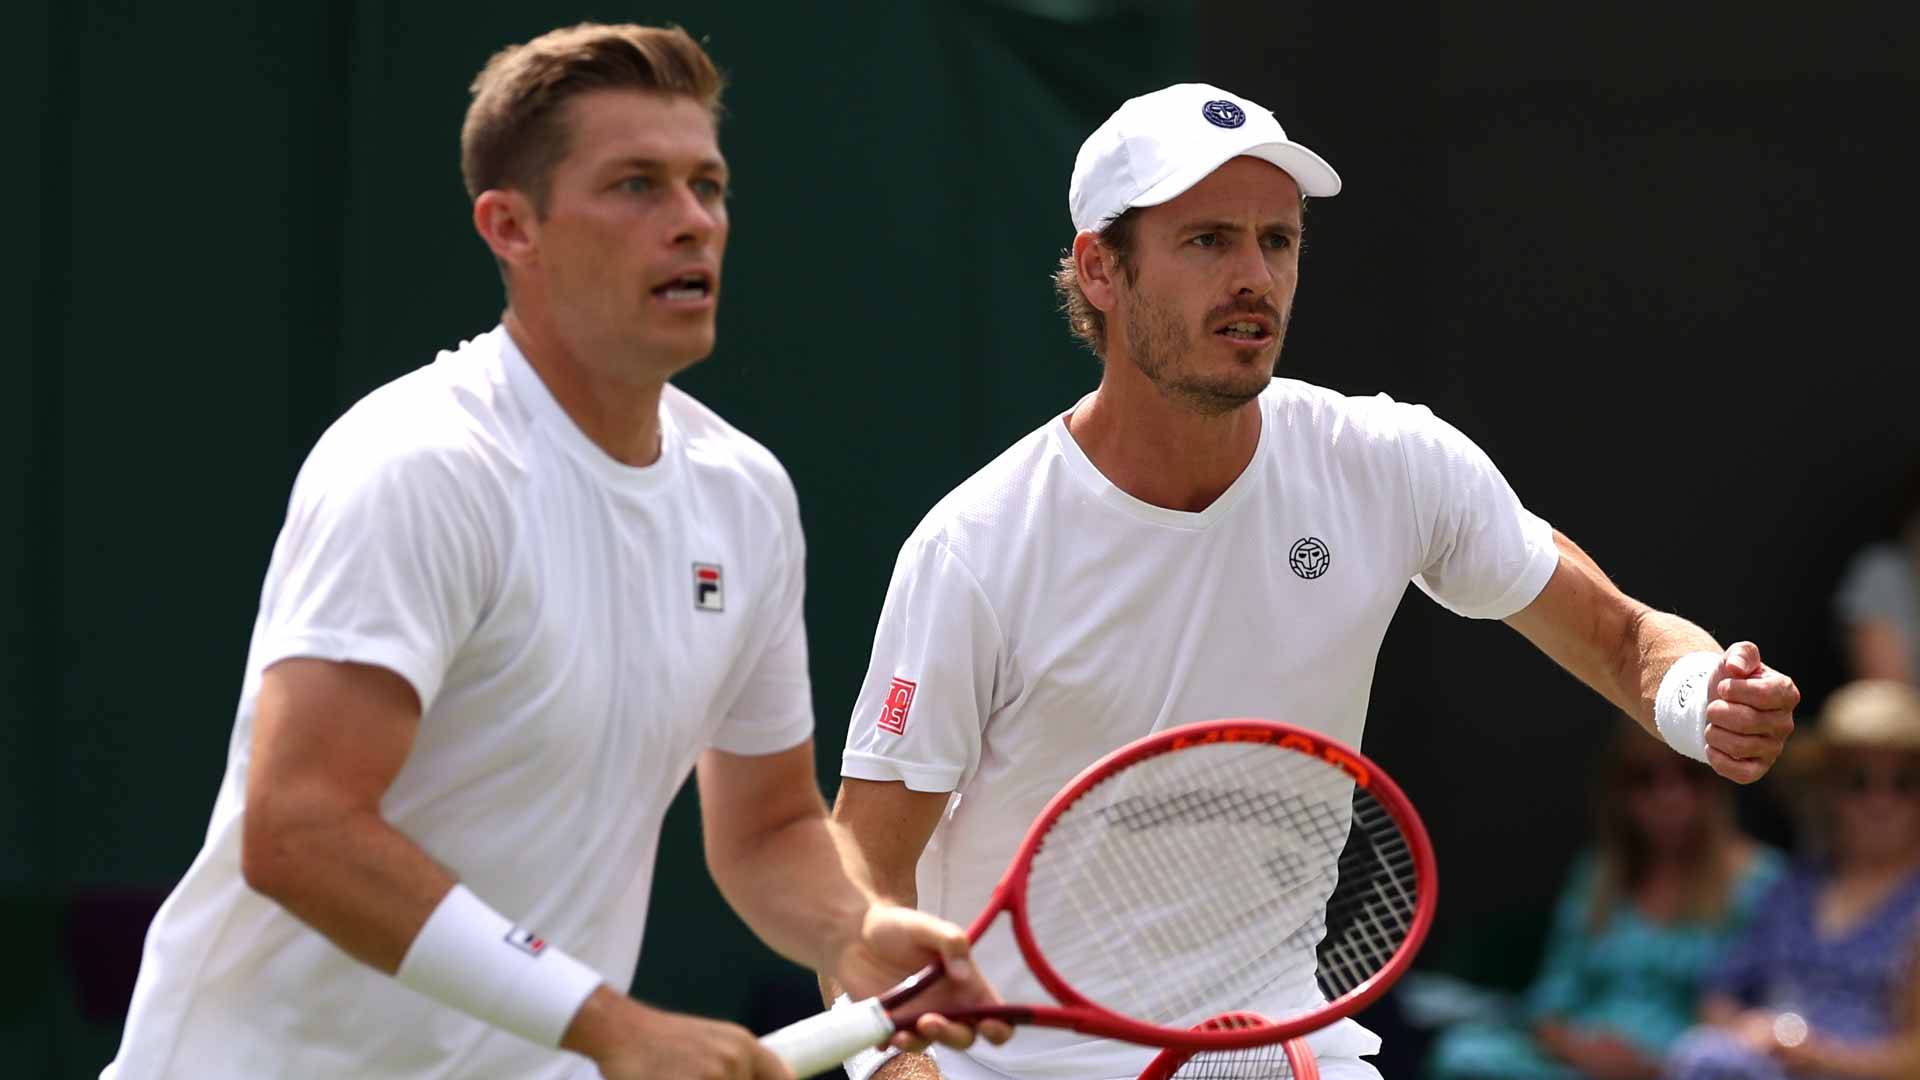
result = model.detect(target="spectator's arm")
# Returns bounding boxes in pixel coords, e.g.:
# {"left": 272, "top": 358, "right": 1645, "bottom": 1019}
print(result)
{"left": 1533, "top": 1021, "right": 1662, "bottom": 1078}
{"left": 1697, "top": 994, "right": 1745, "bottom": 1027}
{"left": 1771, "top": 938, "right": 1920, "bottom": 1077}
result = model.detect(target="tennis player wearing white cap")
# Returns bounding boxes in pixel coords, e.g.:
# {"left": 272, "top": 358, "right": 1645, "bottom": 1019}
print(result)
{"left": 823, "top": 83, "right": 1802, "bottom": 1080}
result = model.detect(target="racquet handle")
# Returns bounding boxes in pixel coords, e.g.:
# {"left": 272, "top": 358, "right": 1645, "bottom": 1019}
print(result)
{"left": 760, "top": 995, "right": 893, "bottom": 1076}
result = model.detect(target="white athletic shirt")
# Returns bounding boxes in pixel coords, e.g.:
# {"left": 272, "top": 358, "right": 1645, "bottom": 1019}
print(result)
{"left": 106, "top": 326, "right": 814, "bottom": 1079}
{"left": 842, "top": 379, "right": 1557, "bottom": 1079}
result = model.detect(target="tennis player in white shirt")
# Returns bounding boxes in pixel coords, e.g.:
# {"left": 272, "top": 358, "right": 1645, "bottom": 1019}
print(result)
{"left": 825, "top": 83, "right": 1800, "bottom": 1080}
{"left": 104, "top": 24, "right": 1004, "bottom": 1080}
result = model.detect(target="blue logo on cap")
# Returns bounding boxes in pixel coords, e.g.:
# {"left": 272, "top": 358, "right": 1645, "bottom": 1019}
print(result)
{"left": 1202, "top": 100, "right": 1246, "bottom": 129}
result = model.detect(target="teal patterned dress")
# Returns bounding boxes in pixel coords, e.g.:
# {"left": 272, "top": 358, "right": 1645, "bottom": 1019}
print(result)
{"left": 1427, "top": 848, "right": 1784, "bottom": 1080}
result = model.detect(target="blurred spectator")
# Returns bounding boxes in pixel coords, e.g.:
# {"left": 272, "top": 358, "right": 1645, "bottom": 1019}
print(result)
{"left": 1835, "top": 469, "right": 1920, "bottom": 683}
{"left": 1665, "top": 680, "right": 1920, "bottom": 1079}
{"left": 1427, "top": 719, "right": 1783, "bottom": 1080}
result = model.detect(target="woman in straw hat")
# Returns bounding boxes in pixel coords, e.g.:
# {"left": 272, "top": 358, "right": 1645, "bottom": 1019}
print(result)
{"left": 1666, "top": 679, "right": 1920, "bottom": 1079}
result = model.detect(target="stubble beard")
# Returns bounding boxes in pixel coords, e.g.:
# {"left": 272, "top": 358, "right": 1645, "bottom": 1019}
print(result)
{"left": 1123, "top": 287, "right": 1287, "bottom": 418}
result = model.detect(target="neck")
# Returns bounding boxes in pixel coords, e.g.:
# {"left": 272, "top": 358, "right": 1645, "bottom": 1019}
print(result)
{"left": 504, "top": 305, "right": 665, "bottom": 468}
{"left": 1066, "top": 353, "right": 1263, "bottom": 513}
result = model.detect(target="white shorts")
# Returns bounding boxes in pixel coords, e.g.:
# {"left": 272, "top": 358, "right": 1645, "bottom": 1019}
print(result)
{"left": 930, "top": 1047, "right": 1384, "bottom": 1080}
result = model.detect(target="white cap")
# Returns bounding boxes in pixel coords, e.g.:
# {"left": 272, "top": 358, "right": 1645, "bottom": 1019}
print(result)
{"left": 1068, "top": 83, "right": 1341, "bottom": 233}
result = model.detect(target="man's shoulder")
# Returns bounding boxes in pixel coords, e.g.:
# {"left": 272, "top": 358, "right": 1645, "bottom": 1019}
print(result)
{"left": 300, "top": 331, "right": 526, "bottom": 509}
{"left": 1262, "top": 378, "right": 1488, "bottom": 477}
{"left": 1261, "top": 378, "right": 1442, "bottom": 439}
{"left": 662, "top": 383, "right": 799, "bottom": 517}
{"left": 906, "top": 419, "right": 1062, "bottom": 550}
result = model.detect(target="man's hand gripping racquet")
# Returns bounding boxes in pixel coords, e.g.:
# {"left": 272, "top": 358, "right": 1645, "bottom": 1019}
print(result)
{"left": 762, "top": 719, "right": 1437, "bottom": 1077}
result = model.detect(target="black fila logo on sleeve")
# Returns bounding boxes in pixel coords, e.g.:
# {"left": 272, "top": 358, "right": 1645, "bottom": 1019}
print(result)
{"left": 694, "top": 563, "right": 724, "bottom": 611}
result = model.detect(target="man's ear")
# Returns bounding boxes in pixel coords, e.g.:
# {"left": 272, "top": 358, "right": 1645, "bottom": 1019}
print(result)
{"left": 473, "top": 188, "right": 540, "bottom": 272}
{"left": 1074, "top": 230, "right": 1121, "bottom": 317}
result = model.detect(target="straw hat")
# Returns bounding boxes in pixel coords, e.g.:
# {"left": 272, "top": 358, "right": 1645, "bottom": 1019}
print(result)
{"left": 1817, "top": 680, "right": 1920, "bottom": 751}
{"left": 1784, "top": 680, "right": 1920, "bottom": 778}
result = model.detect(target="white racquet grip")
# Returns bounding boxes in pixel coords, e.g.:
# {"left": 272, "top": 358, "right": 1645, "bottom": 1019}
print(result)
{"left": 833, "top": 993, "right": 900, "bottom": 1080}
{"left": 760, "top": 995, "right": 894, "bottom": 1077}
{"left": 1655, "top": 651, "right": 1720, "bottom": 763}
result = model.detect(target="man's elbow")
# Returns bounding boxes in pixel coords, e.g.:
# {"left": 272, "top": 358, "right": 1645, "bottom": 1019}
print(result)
{"left": 239, "top": 792, "right": 335, "bottom": 902}
{"left": 240, "top": 796, "right": 299, "bottom": 899}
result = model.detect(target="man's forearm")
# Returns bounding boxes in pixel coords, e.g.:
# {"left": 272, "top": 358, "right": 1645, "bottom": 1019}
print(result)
{"left": 873, "top": 1052, "right": 943, "bottom": 1078}
{"left": 1507, "top": 534, "right": 1720, "bottom": 739}
{"left": 713, "top": 810, "right": 873, "bottom": 974}
{"left": 244, "top": 803, "right": 457, "bottom": 974}
{"left": 1616, "top": 607, "right": 1722, "bottom": 735}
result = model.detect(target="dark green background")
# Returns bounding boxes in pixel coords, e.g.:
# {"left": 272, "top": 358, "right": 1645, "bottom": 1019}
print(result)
{"left": 14, "top": 1, "right": 1920, "bottom": 1076}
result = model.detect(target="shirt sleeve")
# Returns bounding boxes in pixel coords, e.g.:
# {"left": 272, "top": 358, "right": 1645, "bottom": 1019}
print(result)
{"left": 709, "top": 470, "right": 815, "bottom": 756}
{"left": 253, "top": 432, "right": 499, "bottom": 715}
{"left": 840, "top": 535, "right": 1001, "bottom": 794}
{"left": 1395, "top": 403, "right": 1559, "bottom": 619}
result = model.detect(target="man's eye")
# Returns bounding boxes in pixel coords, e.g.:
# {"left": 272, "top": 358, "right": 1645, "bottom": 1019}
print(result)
{"left": 1266, "top": 233, "right": 1294, "bottom": 250}
{"left": 1191, "top": 233, "right": 1218, "bottom": 248}
{"left": 620, "top": 177, "right": 653, "bottom": 194}
{"left": 692, "top": 178, "right": 727, "bottom": 200}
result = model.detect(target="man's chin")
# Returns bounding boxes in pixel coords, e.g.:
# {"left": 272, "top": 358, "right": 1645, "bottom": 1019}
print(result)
{"left": 651, "top": 330, "right": 717, "bottom": 379}
{"left": 1159, "top": 373, "right": 1267, "bottom": 417}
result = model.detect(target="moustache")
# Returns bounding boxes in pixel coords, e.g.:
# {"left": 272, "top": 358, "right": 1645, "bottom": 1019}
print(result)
{"left": 1204, "top": 299, "right": 1285, "bottom": 326}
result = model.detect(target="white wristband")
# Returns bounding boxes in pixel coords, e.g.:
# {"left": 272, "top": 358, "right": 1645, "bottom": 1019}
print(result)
{"left": 836, "top": 994, "right": 901, "bottom": 1080}
{"left": 1655, "top": 651, "right": 1720, "bottom": 763}
{"left": 395, "top": 884, "right": 605, "bottom": 1048}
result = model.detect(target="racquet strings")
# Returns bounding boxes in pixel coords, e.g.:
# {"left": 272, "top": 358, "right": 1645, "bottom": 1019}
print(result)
{"left": 1167, "top": 1041, "right": 1296, "bottom": 1079}
{"left": 1022, "top": 737, "right": 1418, "bottom": 1028}
{"left": 1146, "top": 1014, "right": 1301, "bottom": 1080}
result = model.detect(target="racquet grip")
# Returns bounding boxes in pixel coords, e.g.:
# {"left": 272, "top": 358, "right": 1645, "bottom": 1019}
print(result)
{"left": 760, "top": 995, "right": 894, "bottom": 1076}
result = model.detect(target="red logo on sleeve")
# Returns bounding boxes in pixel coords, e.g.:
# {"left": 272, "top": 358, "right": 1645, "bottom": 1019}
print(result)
{"left": 877, "top": 677, "right": 917, "bottom": 735}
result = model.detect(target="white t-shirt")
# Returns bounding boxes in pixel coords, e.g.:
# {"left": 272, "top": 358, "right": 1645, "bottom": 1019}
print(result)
{"left": 107, "top": 327, "right": 814, "bottom": 1079}
{"left": 842, "top": 379, "right": 1557, "bottom": 1079}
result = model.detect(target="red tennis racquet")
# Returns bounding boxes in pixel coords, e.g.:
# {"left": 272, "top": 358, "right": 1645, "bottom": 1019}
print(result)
{"left": 1137, "top": 1014, "right": 1319, "bottom": 1080}
{"left": 761, "top": 719, "right": 1437, "bottom": 1076}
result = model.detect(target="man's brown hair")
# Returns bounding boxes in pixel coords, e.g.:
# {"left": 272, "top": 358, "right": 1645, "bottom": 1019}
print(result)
{"left": 1052, "top": 208, "right": 1142, "bottom": 359}
{"left": 461, "top": 23, "right": 724, "bottom": 214}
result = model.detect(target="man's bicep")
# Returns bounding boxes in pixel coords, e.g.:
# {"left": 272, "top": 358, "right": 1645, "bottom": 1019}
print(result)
{"left": 249, "top": 658, "right": 424, "bottom": 816}
{"left": 695, "top": 741, "right": 824, "bottom": 865}
{"left": 242, "top": 658, "right": 463, "bottom": 973}
{"left": 830, "top": 778, "right": 951, "bottom": 905}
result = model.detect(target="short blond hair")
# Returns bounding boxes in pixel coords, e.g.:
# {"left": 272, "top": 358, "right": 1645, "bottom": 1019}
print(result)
{"left": 461, "top": 23, "right": 724, "bottom": 213}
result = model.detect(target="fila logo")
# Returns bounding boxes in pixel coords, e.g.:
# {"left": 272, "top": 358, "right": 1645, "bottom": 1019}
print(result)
{"left": 694, "top": 563, "right": 724, "bottom": 611}
{"left": 504, "top": 926, "right": 548, "bottom": 957}
{"left": 877, "top": 676, "right": 917, "bottom": 735}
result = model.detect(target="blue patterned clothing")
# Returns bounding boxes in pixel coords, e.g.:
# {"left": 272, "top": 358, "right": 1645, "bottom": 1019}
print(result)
{"left": 1663, "top": 862, "right": 1920, "bottom": 1080}
{"left": 1429, "top": 849, "right": 1783, "bottom": 1080}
